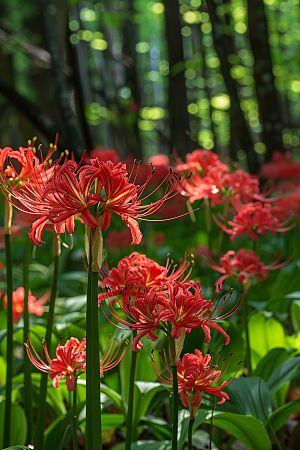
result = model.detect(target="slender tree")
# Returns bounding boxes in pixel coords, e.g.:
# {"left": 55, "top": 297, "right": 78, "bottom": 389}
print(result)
{"left": 205, "top": 0, "right": 259, "bottom": 173}
{"left": 163, "top": 0, "right": 193, "bottom": 157}
{"left": 247, "top": 0, "right": 284, "bottom": 161}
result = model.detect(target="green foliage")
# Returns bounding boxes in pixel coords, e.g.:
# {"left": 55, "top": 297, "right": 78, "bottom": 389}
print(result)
{"left": 0, "top": 402, "right": 27, "bottom": 446}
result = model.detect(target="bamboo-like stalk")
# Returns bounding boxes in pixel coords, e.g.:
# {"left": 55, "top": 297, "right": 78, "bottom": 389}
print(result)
{"left": 169, "top": 337, "right": 178, "bottom": 450}
{"left": 125, "top": 330, "right": 138, "bottom": 450}
{"left": 3, "top": 198, "right": 13, "bottom": 449}
{"left": 23, "top": 240, "right": 33, "bottom": 444}
{"left": 34, "top": 233, "right": 60, "bottom": 450}
{"left": 188, "top": 420, "right": 194, "bottom": 450}
{"left": 85, "top": 225, "right": 102, "bottom": 449}
{"left": 73, "top": 376, "right": 78, "bottom": 450}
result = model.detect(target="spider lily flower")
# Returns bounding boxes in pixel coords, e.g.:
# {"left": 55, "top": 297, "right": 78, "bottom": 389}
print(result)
{"left": 154, "top": 281, "right": 242, "bottom": 345}
{"left": 1, "top": 159, "right": 100, "bottom": 245}
{"left": 208, "top": 249, "right": 290, "bottom": 291}
{"left": 3, "top": 287, "right": 49, "bottom": 324}
{"left": 100, "top": 280, "right": 242, "bottom": 352}
{"left": 0, "top": 138, "right": 61, "bottom": 189}
{"left": 26, "top": 336, "right": 86, "bottom": 391}
{"left": 151, "top": 349, "right": 241, "bottom": 411}
{"left": 214, "top": 200, "right": 295, "bottom": 242}
{"left": 84, "top": 159, "right": 192, "bottom": 245}
{"left": 98, "top": 251, "right": 193, "bottom": 301}
{"left": 26, "top": 334, "right": 128, "bottom": 391}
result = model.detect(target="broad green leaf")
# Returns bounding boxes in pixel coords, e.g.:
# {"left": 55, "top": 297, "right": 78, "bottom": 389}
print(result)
{"left": 248, "top": 312, "right": 297, "bottom": 369}
{"left": 3, "top": 447, "right": 29, "bottom": 450}
{"left": 44, "top": 411, "right": 72, "bottom": 450}
{"left": 253, "top": 348, "right": 294, "bottom": 381}
{"left": 101, "top": 383, "right": 126, "bottom": 415}
{"left": 0, "top": 402, "right": 27, "bottom": 446}
{"left": 140, "top": 416, "right": 172, "bottom": 440}
{"left": 206, "top": 412, "right": 271, "bottom": 450}
{"left": 269, "top": 399, "right": 300, "bottom": 432}
{"left": 291, "top": 300, "right": 300, "bottom": 332}
{"left": 102, "top": 414, "right": 125, "bottom": 430}
{"left": 253, "top": 347, "right": 295, "bottom": 407}
{"left": 219, "top": 377, "right": 271, "bottom": 422}
{"left": 112, "top": 440, "right": 171, "bottom": 450}
{"left": 191, "top": 430, "right": 219, "bottom": 449}
{"left": 267, "top": 356, "right": 300, "bottom": 396}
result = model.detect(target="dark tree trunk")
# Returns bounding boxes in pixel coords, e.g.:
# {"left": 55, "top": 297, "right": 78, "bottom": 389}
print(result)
{"left": 247, "top": 0, "right": 284, "bottom": 161}
{"left": 163, "top": 0, "right": 192, "bottom": 157}
{"left": 38, "top": 0, "right": 84, "bottom": 158}
{"left": 206, "top": 0, "right": 259, "bottom": 173}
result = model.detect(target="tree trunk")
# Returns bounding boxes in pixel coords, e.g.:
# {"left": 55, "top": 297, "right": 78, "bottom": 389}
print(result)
{"left": 247, "top": 0, "right": 284, "bottom": 161}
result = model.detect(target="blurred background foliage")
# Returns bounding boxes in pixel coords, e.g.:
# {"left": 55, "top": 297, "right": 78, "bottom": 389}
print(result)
{"left": 0, "top": 0, "right": 299, "bottom": 172}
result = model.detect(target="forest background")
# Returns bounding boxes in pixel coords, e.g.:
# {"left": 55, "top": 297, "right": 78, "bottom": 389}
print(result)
{"left": 0, "top": 0, "right": 297, "bottom": 170}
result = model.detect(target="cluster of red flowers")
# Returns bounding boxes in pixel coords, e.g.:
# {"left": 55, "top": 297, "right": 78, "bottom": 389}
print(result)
{"left": 26, "top": 334, "right": 128, "bottom": 391}
{"left": 0, "top": 142, "right": 188, "bottom": 246}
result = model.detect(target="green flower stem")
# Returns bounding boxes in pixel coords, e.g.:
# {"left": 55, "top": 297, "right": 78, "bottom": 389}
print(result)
{"left": 73, "top": 376, "right": 78, "bottom": 450}
{"left": 169, "top": 337, "right": 178, "bottom": 450}
{"left": 204, "top": 198, "right": 212, "bottom": 251}
{"left": 3, "top": 233, "right": 13, "bottom": 449}
{"left": 34, "top": 234, "right": 60, "bottom": 450}
{"left": 23, "top": 239, "right": 33, "bottom": 445}
{"left": 188, "top": 420, "right": 194, "bottom": 450}
{"left": 219, "top": 197, "right": 229, "bottom": 255}
{"left": 125, "top": 330, "right": 138, "bottom": 450}
{"left": 243, "top": 292, "right": 252, "bottom": 376}
{"left": 86, "top": 227, "right": 102, "bottom": 450}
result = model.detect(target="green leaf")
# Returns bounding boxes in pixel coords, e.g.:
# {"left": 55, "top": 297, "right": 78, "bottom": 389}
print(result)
{"left": 291, "top": 300, "right": 300, "bottom": 332}
{"left": 102, "top": 414, "right": 125, "bottom": 430}
{"left": 140, "top": 416, "right": 172, "bottom": 440}
{"left": 219, "top": 377, "right": 271, "bottom": 422}
{"left": 269, "top": 399, "right": 300, "bottom": 432}
{"left": 100, "top": 383, "right": 126, "bottom": 416}
{"left": 248, "top": 312, "right": 297, "bottom": 369}
{"left": 191, "top": 430, "right": 219, "bottom": 449}
{"left": 0, "top": 402, "right": 27, "bottom": 446}
{"left": 267, "top": 356, "right": 300, "bottom": 396}
{"left": 206, "top": 412, "right": 271, "bottom": 450}
{"left": 112, "top": 441, "right": 171, "bottom": 450}
{"left": 253, "top": 348, "right": 294, "bottom": 381}
{"left": 3, "top": 447, "right": 29, "bottom": 450}
{"left": 44, "top": 411, "right": 72, "bottom": 450}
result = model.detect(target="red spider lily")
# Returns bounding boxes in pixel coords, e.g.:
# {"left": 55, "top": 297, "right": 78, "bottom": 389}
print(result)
{"left": 98, "top": 251, "right": 193, "bottom": 301}
{"left": 85, "top": 146, "right": 121, "bottom": 166}
{"left": 154, "top": 281, "right": 241, "bottom": 344}
{"left": 173, "top": 149, "right": 221, "bottom": 174}
{"left": 100, "top": 281, "right": 243, "bottom": 352}
{"left": 151, "top": 349, "right": 241, "bottom": 406}
{"left": 222, "top": 169, "right": 261, "bottom": 203}
{"left": 26, "top": 336, "right": 86, "bottom": 391}
{"left": 3, "top": 287, "right": 49, "bottom": 324}
{"left": 176, "top": 161, "right": 229, "bottom": 207}
{"left": 1, "top": 159, "right": 100, "bottom": 245}
{"left": 214, "top": 200, "right": 294, "bottom": 242}
{"left": 1, "top": 138, "right": 61, "bottom": 189}
{"left": 100, "top": 291, "right": 162, "bottom": 352}
{"left": 260, "top": 151, "right": 300, "bottom": 180}
{"left": 208, "top": 249, "right": 290, "bottom": 290}
{"left": 84, "top": 159, "right": 190, "bottom": 245}
{"left": 26, "top": 334, "right": 128, "bottom": 391}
